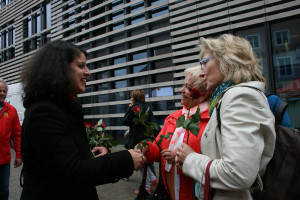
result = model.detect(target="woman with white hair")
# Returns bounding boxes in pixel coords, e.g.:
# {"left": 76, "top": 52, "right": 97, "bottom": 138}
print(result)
{"left": 176, "top": 34, "right": 276, "bottom": 200}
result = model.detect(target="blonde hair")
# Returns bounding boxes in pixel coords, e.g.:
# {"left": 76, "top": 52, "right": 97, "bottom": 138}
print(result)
{"left": 131, "top": 89, "right": 145, "bottom": 103}
{"left": 184, "top": 66, "right": 207, "bottom": 92}
{"left": 199, "top": 34, "right": 266, "bottom": 85}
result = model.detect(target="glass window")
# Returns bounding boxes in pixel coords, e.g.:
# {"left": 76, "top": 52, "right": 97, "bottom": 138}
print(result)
{"left": 28, "top": 17, "right": 32, "bottom": 37}
{"left": 151, "top": 100, "right": 175, "bottom": 111}
{"left": 111, "top": 0, "right": 123, "bottom": 9}
{"left": 132, "top": 64, "right": 147, "bottom": 73}
{"left": 114, "top": 67, "right": 126, "bottom": 76}
{"left": 46, "top": 3, "right": 51, "bottom": 29}
{"left": 110, "top": 104, "right": 128, "bottom": 114}
{"left": 112, "top": 21, "right": 124, "bottom": 30}
{"left": 129, "top": 26, "right": 146, "bottom": 36}
{"left": 130, "top": 2, "right": 144, "bottom": 13}
{"left": 94, "top": 71, "right": 109, "bottom": 80}
{"left": 246, "top": 34, "right": 261, "bottom": 49}
{"left": 36, "top": 12, "right": 41, "bottom": 33}
{"left": 111, "top": 91, "right": 128, "bottom": 101}
{"left": 111, "top": 44, "right": 125, "bottom": 53}
{"left": 150, "top": 6, "right": 168, "bottom": 18}
{"left": 132, "top": 51, "right": 147, "bottom": 61}
{"left": 152, "top": 72, "right": 172, "bottom": 83}
{"left": 155, "top": 115, "right": 168, "bottom": 126}
{"left": 151, "top": 0, "right": 167, "bottom": 6}
{"left": 130, "top": 14, "right": 145, "bottom": 25}
{"left": 95, "top": 83, "right": 109, "bottom": 91}
{"left": 150, "top": 32, "right": 170, "bottom": 43}
{"left": 133, "top": 76, "right": 149, "bottom": 86}
{"left": 113, "top": 80, "right": 127, "bottom": 89}
{"left": 152, "top": 45, "right": 171, "bottom": 56}
{"left": 270, "top": 18, "right": 300, "bottom": 129}
{"left": 110, "top": 117, "right": 123, "bottom": 126}
{"left": 130, "top": 38, "right": 146, "bottom": 48}
{"left": 274, "top": 29, "right": 290, "bottom": 46}
{"left": 96, "top": 94, "right": 110, "bottom": 103}
{"left": 94, "top": 60, "right": 107, "bottom": 69}
{"left": 112, "top": 10, "right": 124, "bottom": 20}
{"left": 113, "top": 57, "right": 126, "bottom": 64}
{"left": 235, "top": 26, "right": 269, "bottom": 90}
{"left": 151, "top": 59, "right": 172, "bottom": 69}
{"left": 151, "top": 87, "right": 173, "bottom": 97}
{"left": 277, "top": 56, "right": 293, "bottom": 77}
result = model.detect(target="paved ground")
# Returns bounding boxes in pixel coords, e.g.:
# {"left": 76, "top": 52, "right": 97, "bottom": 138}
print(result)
{"left": 9, "top": 145, "right": 158, "bottom": 200}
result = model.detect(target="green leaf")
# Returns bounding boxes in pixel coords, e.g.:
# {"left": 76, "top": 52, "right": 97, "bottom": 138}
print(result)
{"left": 191, "top": 113, "right": 201, "bottom": 123}
{"left": 176, "top": 115, "right": 185, "bottom": 127}
{"left": 183, "top": 118, "right": 192, "bottom": 129}
{"left": 97, "top": 126, "right": 103, "bottom": 132}
{"left": 97, "top": 119, "right": 103, "bottom": 126}
{"left": 189, "top": 122, "right": 200, "bottom": 136}
{"left": 146, "top": 107, "right": 150, "bottom": 114}
{"left": 133, "top": 118, "right": 140, "bottom": 125}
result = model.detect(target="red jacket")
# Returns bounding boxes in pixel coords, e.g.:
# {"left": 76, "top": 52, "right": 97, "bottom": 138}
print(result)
{"left": 0, "top": 102, "right": 21, "bottom": 165}
{"left": 144, "top": 108, "right": 209, "bottom": 200}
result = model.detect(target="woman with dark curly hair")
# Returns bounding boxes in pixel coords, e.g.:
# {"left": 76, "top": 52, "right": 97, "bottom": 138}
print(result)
{"left": 20, "top": 40, "right": 145, "bottom": 200}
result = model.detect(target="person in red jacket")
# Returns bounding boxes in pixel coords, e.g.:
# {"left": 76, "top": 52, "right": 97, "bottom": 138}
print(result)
{"left": 136, "top": 66, "right": 210, "bottom": 200}
{"left": 0, "top": 78, "right": 22, "bottom": 200}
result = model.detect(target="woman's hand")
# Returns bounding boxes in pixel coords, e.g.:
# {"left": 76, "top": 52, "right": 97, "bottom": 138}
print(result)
{"left": 92, "top": 146, "right": 109, "bottom": 157}
{"left": 128, "top": 149, "right": 145, "bottom": 170}
{"left": 161, "top": 149, "right": 177, "bottom": 165}
{"left": 176, "top": 143, "right": 195, "bottom": 168}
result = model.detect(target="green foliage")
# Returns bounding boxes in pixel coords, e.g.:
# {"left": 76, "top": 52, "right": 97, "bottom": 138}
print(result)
{"left": 85, "top": 119, "right": 118, "bottom": 158}
{"left": 133, "top": 107, "right": 171, "bottom": 151}
{"left": 176, "top": 95, "right": 202, "bottom": 143}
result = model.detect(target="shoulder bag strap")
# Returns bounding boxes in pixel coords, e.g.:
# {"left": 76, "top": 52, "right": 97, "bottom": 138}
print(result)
{"left": 275, "top": 101, "right": 288, "bottom": 125}
{"left": 204, "top": 160, "right": 214, "bottom": 200}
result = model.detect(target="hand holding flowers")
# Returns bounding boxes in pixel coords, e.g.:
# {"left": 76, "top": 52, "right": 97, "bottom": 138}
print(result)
{"left": 85, "top": 119, "right": 117, "bottom": 158}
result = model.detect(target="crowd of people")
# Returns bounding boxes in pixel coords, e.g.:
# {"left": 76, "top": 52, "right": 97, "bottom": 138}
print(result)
{"left": 0, "top": 33, "right": 294, "bottom": 200}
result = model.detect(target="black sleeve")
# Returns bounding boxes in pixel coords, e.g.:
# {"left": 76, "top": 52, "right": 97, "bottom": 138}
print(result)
{"left": 25, "top": 102, "right": 133, "bottom": 187}
{"left": 122, "top": 106, "right": 135, "bottom": 126}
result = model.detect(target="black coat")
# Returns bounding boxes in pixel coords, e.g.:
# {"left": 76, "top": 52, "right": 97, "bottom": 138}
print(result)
{"left": 21, "top": 99, "right": 133, "bottom": 200}
{"left": 123, "top": 102, "right": 159, "bottom": 149}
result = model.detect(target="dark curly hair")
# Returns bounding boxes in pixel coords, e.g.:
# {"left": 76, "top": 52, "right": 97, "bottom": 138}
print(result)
{"left": 22, "top": 40, "right": 87, "bottom": 109}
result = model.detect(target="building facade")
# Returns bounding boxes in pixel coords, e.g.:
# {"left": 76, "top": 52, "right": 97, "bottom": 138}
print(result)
{"left": 1, "top": 0, "right": 299, "bottom": 143}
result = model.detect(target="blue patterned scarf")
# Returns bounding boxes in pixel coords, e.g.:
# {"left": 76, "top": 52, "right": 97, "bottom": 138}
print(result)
{"left": 209, "top": 82, "right": 234, "bottom": 117}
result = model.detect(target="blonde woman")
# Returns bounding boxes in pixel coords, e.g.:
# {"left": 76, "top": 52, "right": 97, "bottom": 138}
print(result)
{"left": 176, "top": 34, "right": 276, "bottom": 200}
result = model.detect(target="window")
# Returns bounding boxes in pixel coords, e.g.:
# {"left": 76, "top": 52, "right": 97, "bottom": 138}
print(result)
{"left": 132, "top": 64, "right": 147, "bottom": 73}
{"left": 150, "top": 6, "right": 168, "bottom": 18}
{"left": 274, "top": 29, "right": 290, "bottom": 46}
{"left": 113, "top": 80, "right": 127, "bottom": 89}
{"left": 151, "top": 0, "right": 167, "bottom": 6}
{"left": 111, "top": 0, "right": 122, "bottom": 9}
{"left": 151, "top": 100, "right": 175, "bottom": 111}
{"left": 246, "top": 34, "right": 261, "bottom": 49}
{"left": 112, "top": 10, "right": 124, "bottom": 20}
{"left": 110, "top": 91, "right": 128, "bottom": 101}
{"left": 130, "top": 2, "right": 144, "bottom": 13}
{"left": 133, "top": 76, "right": 149, "bottom": 86}
{"left": 151, "top": 87, "right": 173, "bottom": 97}
{"left": 277, "top": 56, "right": 293, "bottom": 77}
{"left": 130, "top": 14, "right": 145, "bottom": 25}
{"left": 112, "top": 21, "right": 124, "bottom": 30}
{"left": 113, "top": 57, "right": 126, "bottom": 64}
{"left": 132, "top": 51, "right": 147, "bottom": 61}
{"left": 114, "top": 68, "right": 126, "bottom": 76}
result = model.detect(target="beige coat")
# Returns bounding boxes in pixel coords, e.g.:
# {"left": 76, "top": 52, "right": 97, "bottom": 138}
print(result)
{"left": 182, "top": 81, "right": 276, "bottom": 200}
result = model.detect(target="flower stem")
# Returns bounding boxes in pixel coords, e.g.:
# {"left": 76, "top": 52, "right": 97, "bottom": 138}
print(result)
{"left": 186, "top": 98, "right": 194, "bottom": 144}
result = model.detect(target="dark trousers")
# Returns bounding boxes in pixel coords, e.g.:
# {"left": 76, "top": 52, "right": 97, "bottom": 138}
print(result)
{"left": 0, "top": 163, "right": 10, "bottom": 200}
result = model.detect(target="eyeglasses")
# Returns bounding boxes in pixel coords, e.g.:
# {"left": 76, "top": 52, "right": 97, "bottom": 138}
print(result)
{"left": 200, "top": 57, "right": 214, "bottom": 71}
